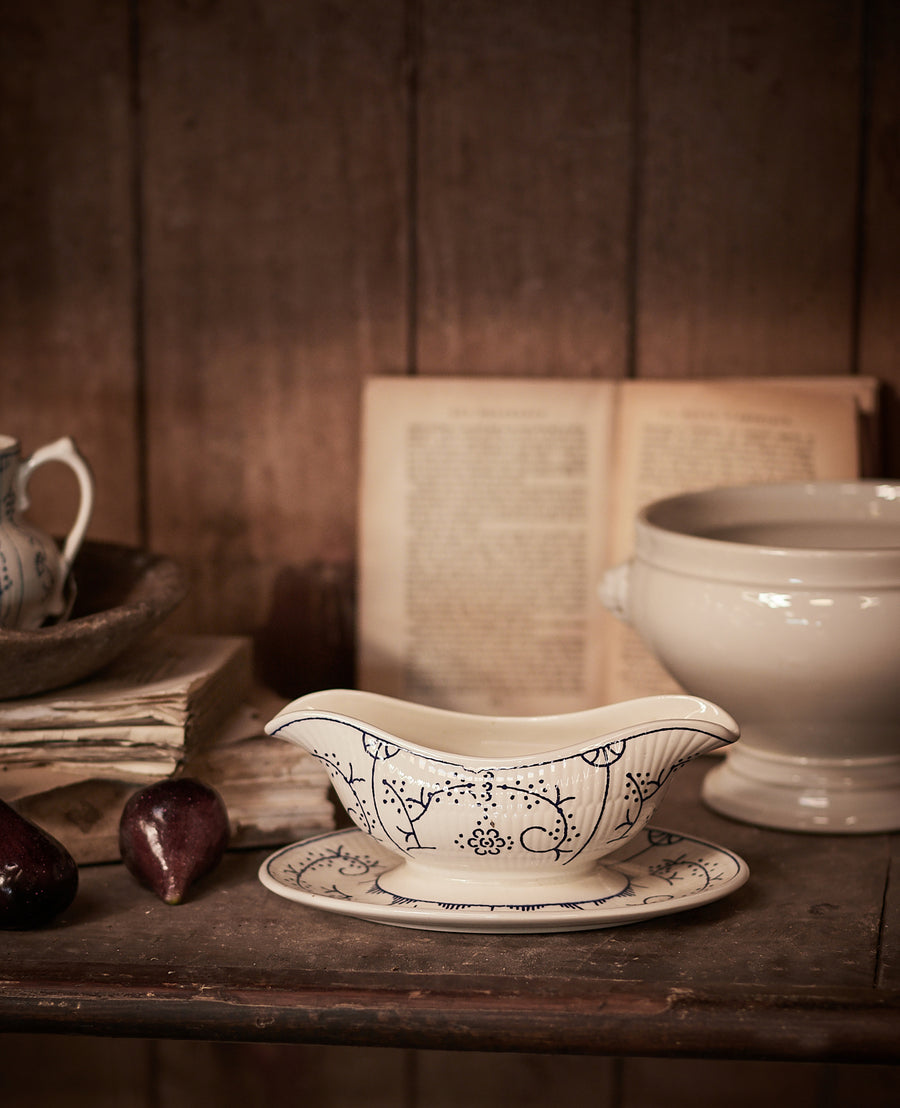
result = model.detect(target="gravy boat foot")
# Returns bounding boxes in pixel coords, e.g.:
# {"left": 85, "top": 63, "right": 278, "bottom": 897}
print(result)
{"left": 375, "top": 857, "right": 631, "bottom": 906}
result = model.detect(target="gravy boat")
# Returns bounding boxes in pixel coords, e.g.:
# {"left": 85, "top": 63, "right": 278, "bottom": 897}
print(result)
{"left": 266, "top": 690, "right": 738, "bottom": 905}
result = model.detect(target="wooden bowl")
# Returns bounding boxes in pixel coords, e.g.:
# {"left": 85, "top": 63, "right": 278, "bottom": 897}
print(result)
{"left": 0, "top": 540, "right": 189, "bottom": 699}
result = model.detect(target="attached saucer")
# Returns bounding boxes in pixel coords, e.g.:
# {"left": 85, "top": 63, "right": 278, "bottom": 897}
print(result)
{"left": 259, "top": 826, "right": 750, "bottom": 933}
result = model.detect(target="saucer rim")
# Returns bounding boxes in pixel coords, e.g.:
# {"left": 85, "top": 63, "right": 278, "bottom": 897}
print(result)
{"left": 258, "top": 825, "right": 750, "bottom": 933}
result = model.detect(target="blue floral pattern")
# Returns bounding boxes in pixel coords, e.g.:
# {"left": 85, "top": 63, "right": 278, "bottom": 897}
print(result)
{"left": 261, "top": 825, "right": 750, "bottom": 930}
{"left": 269, "top": 715, "right": 708, "bottom": 881}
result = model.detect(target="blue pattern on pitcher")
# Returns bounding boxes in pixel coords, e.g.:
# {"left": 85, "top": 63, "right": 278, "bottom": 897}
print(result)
{"left": 0, "top": 434, "right": 94, "bottom": 630}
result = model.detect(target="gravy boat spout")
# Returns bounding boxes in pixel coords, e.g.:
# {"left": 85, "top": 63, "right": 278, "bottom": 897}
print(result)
{"left": 266, "top": 690, "right": 739, "bottom": 906}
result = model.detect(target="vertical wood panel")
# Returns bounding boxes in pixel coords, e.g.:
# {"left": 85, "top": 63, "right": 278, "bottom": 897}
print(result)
{"left": 414, "top": 1050, "right": 618, "bottom": 1106}
{"left": 140, "top": 0, "right": 408, "bottom": 637}
{"left": 636, "top": 0, "right": 863, "bottom": 380}
{"left": 619, "top": 1057, "right": 900, "bottom": 1108}
{"left": 416, "top": 0, "right": 634, "bottom": 378}
{"left": 0, "top": 2, "right": 140, "bottom": 543}
{"left": 0, "top": 1035, "right": 152, "bottom": 1108}
{"left": 619, "top": 1058, "right": 821, "bottom": 1108}
{"left": 153, "top": 1042, "right": 412, "bottom": 1108}
{"left": 859, "top": 0, "right": 900, "bottom": 477}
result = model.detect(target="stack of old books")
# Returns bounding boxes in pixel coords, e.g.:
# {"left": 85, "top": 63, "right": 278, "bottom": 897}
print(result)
{"left": 0, "top": 634, "right": 334, "bottom": 863}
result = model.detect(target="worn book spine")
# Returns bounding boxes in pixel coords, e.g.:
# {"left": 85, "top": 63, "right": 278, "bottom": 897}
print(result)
{"left": 181, "top": 637, "right": 255, "bottom": 751}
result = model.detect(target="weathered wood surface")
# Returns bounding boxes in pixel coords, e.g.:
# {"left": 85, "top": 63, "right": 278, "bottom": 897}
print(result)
{"left": 2, "top": 759, "right": 896, "bottom": 1062}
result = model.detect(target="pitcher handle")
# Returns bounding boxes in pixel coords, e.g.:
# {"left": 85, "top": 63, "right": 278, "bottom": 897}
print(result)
{"left": 599, "top": 561, "right": 632, "bottom": 624}
{"left": 18, "top": 436, "right": 95, "bottom": 580}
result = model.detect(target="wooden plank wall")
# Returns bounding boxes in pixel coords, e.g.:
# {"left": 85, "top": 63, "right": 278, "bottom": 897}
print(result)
{"left": 1, "top": 0, "right": 898, "bottom": 1103}
{"left": 4, "top": 0, "right": 898, "bottom": 656}
{"left": 0, "top": 1036, "right": 898, "bottom": 1108}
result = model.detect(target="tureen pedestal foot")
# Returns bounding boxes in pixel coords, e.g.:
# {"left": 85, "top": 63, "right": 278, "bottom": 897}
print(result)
{"left": 375, "top": 858, "right": 632, "bottom": 907}
{"left": 702, "top": 745, "right": 900, "bottom": 834}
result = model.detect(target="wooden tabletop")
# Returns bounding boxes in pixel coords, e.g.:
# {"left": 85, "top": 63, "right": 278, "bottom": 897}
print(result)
{"left": 2, "top": 758, "right": 897, "bottom": 1063}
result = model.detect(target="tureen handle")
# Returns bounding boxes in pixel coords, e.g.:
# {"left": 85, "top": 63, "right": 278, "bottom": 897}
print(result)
{"left": 599, "top": 561, "right": 632, "bottom": 624}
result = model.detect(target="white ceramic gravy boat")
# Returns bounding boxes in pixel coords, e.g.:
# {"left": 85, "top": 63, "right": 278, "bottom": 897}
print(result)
{"left": 266, "top": 690, "right": 738, "bottom": 905}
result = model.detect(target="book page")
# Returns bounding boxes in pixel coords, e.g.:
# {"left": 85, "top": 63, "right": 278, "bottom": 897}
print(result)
{"left": 601, "top": 380, "right": 867, "bottom": 702}
{"left": 358, "top": 375, "right": 872, "bottom": 716}
{"left": 358, "top": 376, "right": 617, "bottom": 715}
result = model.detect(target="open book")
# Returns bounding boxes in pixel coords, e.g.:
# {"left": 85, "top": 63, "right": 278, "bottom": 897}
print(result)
{"left": 358, "top": 375, "right": 879, "bottom": 716}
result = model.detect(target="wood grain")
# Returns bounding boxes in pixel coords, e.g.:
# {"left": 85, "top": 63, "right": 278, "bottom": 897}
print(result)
{"left": 2, "top": 1037, "right": 896, "bottom": 1108}
{"left": 0, "top": 2, "right": 140, "bottom": 543}
{"left": 0, "top": 1035, "right": 152, "bottom": 1108}
{"left": 415, "top": 0, "right": 634, "bottom": 378}
{"left": 617, "top": 1057, "right": 889, "bottom": 1108}
{"left": 859, "top": 0, "right": 900, "bottom": 477}
{"left": 139, "top": 0, "right": 408, "bottom": 634}
{"left": 636, "top": 0, "right": 863, "bottom": 380}
{"left": 152, "top": 1041, "right": 412, "bottom": 1108}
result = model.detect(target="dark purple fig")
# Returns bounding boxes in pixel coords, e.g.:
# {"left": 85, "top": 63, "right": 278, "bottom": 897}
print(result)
{"left": 118, "top": 777, "right": 230, "bottom": 904}
{"left": 0, "top": 798, "right": 79, "bottom": 929}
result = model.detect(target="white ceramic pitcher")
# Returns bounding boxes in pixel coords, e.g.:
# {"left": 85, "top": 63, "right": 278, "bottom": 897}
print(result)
{"left": 0, "top": 434, "right": 95, "bottom": 629}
